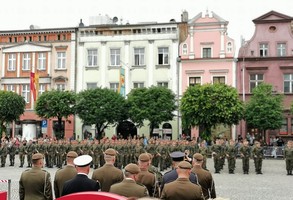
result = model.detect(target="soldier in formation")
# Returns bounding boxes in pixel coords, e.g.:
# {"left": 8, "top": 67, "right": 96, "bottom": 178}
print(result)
{"left": 239, "top": 139, "right": 251, "bottom": 174}
{"left": 284, "top": 140, "right": 293, "bottom": 175}
{"left": 252, "top": 141, "right": 264, "bottom": 174}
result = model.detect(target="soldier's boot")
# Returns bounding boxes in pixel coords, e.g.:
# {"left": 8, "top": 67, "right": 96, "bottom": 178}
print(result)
{"left": 289, "top": 170, "right": 292, "bottom": 175}
{"left": 1, "top": 164, "right": 4, "bottom": 167}
{"left": 287, "top": 170, "right": 290, "bottom": 175}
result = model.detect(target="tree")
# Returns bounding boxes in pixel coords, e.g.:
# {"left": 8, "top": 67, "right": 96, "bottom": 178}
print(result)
{"left": 35, "top": 90, "right": 76, "bottom": 139}
{"left": 244, "top": 84, "right": 283, "bottom": 141}
{"left": 180, "top": 83, "right": 244, "bottom": 141}
{"left": 75, "top": 88, "right": 128, "bottom": 139}
{"left": 127, "top": 86, "right": 177, "bottom": 136}
{"left": 0, "top": 91, "right": 26, "bottom": 138}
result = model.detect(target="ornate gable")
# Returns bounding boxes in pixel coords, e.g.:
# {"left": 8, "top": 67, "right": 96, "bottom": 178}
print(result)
{"left": 253, "top": 10, "right": 293, "bottom": 24}
{"left": 2, "top": 42, "right": 52, "bottom": 53}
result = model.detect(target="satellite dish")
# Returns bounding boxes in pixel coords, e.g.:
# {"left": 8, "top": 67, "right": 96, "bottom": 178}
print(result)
{"left": 113, "top": 16, "right": 118, "bottom": 23}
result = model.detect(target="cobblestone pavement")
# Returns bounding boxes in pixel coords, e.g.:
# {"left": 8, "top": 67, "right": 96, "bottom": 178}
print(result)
{"left": 0, "top": 157, "right": 292, "bottom": 200}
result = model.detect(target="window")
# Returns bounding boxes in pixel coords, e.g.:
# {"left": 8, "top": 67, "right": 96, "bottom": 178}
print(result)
{"left": 182, "top": 44, "right": 188, "bottom": 55}
{"left": 87, "top": 49, "right": 98, "bottom": 67}
{"left": 8, "top": 54, "right": 16, "bottom": 71}
{"left": 213, "top": 76, "right": 226, "bottom": 84}
{"left": 57, "top": 52, "right": 66, "bottom": 69}
{"left": 277, "top": 43, "right": 286, "bottom": 57}
{"left": 110, "top": 83, "right": 119, "bottom": 92}
{"left": 259, "top": 43, "right": 268, "bottom": 57}
{"left": 280, "top": 118, "right": 288, "bottom": 134}
{"left": 38, "top": 53, "right": 46, "bottom": 70}
{"left": 87, "top": 82, "right": 97, "bottom": 89}
{"left": 110, "top": 49, "right": 120, "bottom": 66}
{"left": 189, "top": 77, "right": 201, "bottom": 86}
{"left": 56, "top": 84, "right": 65, "bottom": 91}
{"left": 134, "top": 48, "right": 145, "bottom": 66}
{"left": 158, "top": 47, "right": 169, "bottom": 65}
{"left": 284, "top": 74, "right": 293, "bottom": 93}
{"left": 22, "top": 85, "right": 30, "bottom": 103}
{"left": 202, "top": 48, "right": 212, "bottom": 58}
{"left": 157, "top": 82, "right": 168, "bottom": 88}
{"left": 7, "top": 85, "right": 15, "bottom": 92}
{"left": 22, "top": 53, "right": 31, "bottom": 70}
{"left": 250, "top": 74, "right": 263, "bottom": 92}
{"left": 227, "top": 42, "right": 232, "bottom": 53}
{"left": 133, "top": 82, "right": 144, "bottom": 88}
{"left": 38, "top": 84, "right": 46, "bottom": 97}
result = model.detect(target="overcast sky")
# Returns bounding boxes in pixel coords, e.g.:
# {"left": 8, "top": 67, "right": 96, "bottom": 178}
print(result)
{"left": 1, "top": 0, "right": 293, "bottom": 48}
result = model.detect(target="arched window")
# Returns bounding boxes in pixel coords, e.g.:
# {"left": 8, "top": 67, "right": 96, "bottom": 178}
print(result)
{"left": 227, "top": 42, "right": 232, "bottom": 53}
{"left": 182, "top": 43, "right": 188, "bottom": 55}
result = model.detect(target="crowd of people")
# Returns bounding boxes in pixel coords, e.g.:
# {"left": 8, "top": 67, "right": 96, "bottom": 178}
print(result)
{"left": 0, "top": 135, "right": 293, "bottom": 199}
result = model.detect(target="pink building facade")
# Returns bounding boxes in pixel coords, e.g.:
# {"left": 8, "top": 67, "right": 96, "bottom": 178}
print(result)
{"left": 180, "top": 11, "right": 236, "bottom": 140}
{"left": 237, "top": 11, "right": 293, "bottom": 143}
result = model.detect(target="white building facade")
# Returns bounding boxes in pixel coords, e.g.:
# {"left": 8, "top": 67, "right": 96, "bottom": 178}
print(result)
{"left": 75, "top": 20, "right": 187, "bottom": 139}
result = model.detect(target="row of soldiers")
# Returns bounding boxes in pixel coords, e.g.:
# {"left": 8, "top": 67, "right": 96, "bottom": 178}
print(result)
{"left": 1, "top": 137, "right": 211, "bottom": 170}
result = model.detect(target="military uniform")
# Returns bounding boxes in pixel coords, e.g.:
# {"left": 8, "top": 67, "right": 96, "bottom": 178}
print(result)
{"left": 239, "top": 141, "right": 251, "bottom": 174}
{"left": 226, "top": 141, "right": 237, "bottom": 174}
{"left": 161, "top": 161, "right": 204, "bottom": 200}
{"left": 8, "top": 141, "right": 17, "bottom": 166}
{"left": 0, "top": 143, "right": 8, "bottom": 167}
{"left": 19, "top": 153, "right": 53, "bottom": 200}
{"left": 91, "top": 148, "right": 124, "bottom": 192}
{"left": 18, "top": 143, "right": 26, "bottom": 167}
{"left": 109, "top": 163, "right": 149, "bottom": 198}
{"left": 54, "top": 151, "right": 78, "bottom": 198}
{"left": 211, "top": 140, "right": 222, "bottom": 173}
{"left": 192, "top": 153, "right": 216, "bottom": 199}
{"left": 252, "top": 142, "right": 264, "bottom": 174}
{"left": 284, "top": 140, "right": 293, "bottom": 175}
{"left": 92, "top": 140, "right": 103, "bottom": 169}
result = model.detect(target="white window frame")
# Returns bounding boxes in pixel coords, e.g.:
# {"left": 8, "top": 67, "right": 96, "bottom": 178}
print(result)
{"left": 110, "top": 82, "right": 119, "bottom": 92}
{"left": 22, "top": 84, "right": 30, "bottom": 103}
{"left": 38, "top": 84, "right": 46, "bottom": 97}
{"left": 259, "top": 43, "right": 268, "bottom": 57}
{"left": 202, "top": 47, "right": 212, "bottom": 58}
{"left": 249, "top": 74, "right": 263, "bottom": 92}
{"left": 134, "top": 48, "right": 145, "bottom": 66}
{"left": 7, "top": 84, "right": 15, "bottom": 92}
{"left": 110, "top": 49, "right": 120, "bottom": 66}
{"left": 22, "top": 53, "right": 31, "bottom": 71}
{"left": 284, "top": 74, "right": 293, "bottom": 93}
{"left": 8, "top": 54, "right": 16, "bottom": 71}
{"left": 57, "top": 52, "right": 66, "bottom": 69}
{"left": 189, "top": 77, "right": 201, "bottom": 86}
{"left": 38, "top": 53, "right": 46, "bottom": 70}
{"left": 212, "top": 76, "right": 226, "bottom": 84}
{"left": 87, "top": 49, "right": 98, "bottom": 67}
{"left": 86, "top": 82, "right": 98, "bottom": 90}
{"left": 56, "top": 83, "right": 66, "bottom": 91}
{"left": 133, "top": 82, "right": 145, "bottom": 88}
{"left": 277, "top": 43, "right": 286, "bottom": 57}
{"left": 182, "top": 44, "right": 188, "bottom": 55}
{"left": 157, "top": 82, "right": 168, "bottom": 88}
{"left": 227, "top": 42, "right": 233, "bottom": 53}
{"left": 158, "top": 47, "right": 169, "bottom": 65}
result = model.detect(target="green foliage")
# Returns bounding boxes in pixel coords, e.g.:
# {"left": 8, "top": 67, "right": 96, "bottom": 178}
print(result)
{"left": 35, "top": 90, "right": 76, "bottom": 139}
{"left": 180, "top": 83, "right": 244, "bottom": 140}
{"left": 127, "top": 86, "right": 177, "bottom": 135}
{"left": 75, "top": 87, "right": 128, "bottom": 139}
{"left": 245, "top": 83, "right": 283, "bottom": 133}
{"left": 0, "top": 91, "right": 26, "bottom": 137}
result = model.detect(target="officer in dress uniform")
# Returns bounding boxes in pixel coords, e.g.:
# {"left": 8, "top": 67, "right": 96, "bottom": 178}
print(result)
{"left": 109, "top": 163, "right": 149, "bottom": 198}
{"left": 54, "top": 151, "right": 78, "bottom": 198}
{"left": 192, "top": 153, "right": 216, "bottom": 199}
{"left": 91, "top": 148, "right": 123, "bottom": 192}
{"left": 62, "top": 155, "right": 100, "bottom": 196}
{"left": 161, "top": 151, "right": 198, "bottom": 191}
{"left": 161, "top": 161, "right": 204, "bottom": 200}
{"left": 19, "top": 153, "right": 53, "bottom": 200}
